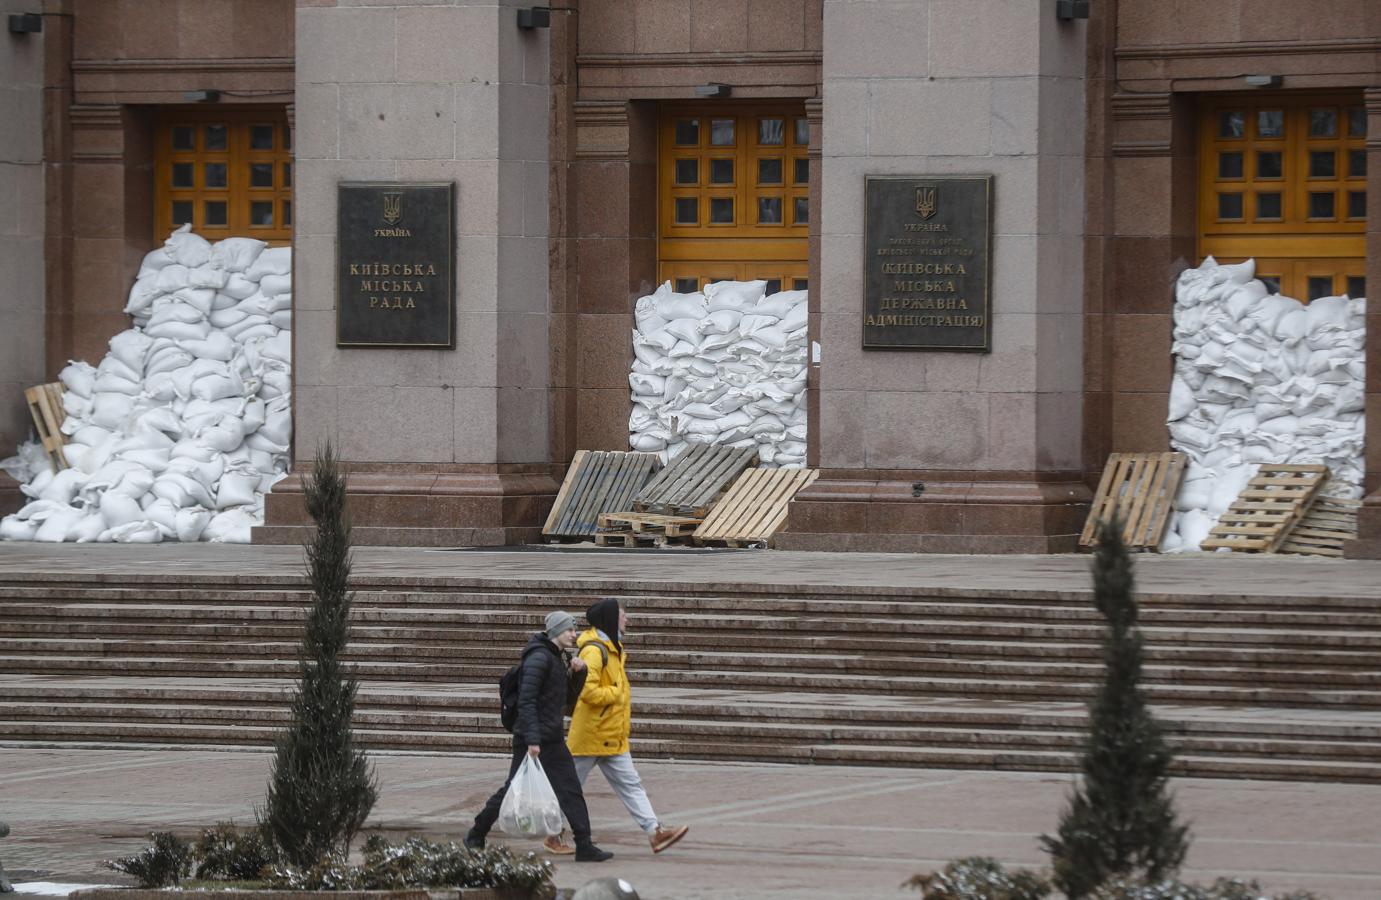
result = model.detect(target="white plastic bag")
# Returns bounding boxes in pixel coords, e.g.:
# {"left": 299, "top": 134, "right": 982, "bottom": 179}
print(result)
{"left": 497, "top": 755, "right": 564, "bottom": 838}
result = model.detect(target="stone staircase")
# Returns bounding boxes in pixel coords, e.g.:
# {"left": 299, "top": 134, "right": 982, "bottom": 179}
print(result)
{"left": 1, "top": 575, "right": 1379, "bottom": 783}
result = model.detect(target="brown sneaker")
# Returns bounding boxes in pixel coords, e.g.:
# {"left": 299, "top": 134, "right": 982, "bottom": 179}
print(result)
{"left": 543, "top": 831, "right": 575, "bottom": 855}
{"left": 649, "top": 824, "right": 689, "bottom": 854}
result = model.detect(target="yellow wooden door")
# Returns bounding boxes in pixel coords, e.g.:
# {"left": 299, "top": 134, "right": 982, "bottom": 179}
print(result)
{"left": 1198, "top": 93, "right": 1366, "bottom": 300}
{"left": 658, "top": 104, "right": 810, "bottom": 294}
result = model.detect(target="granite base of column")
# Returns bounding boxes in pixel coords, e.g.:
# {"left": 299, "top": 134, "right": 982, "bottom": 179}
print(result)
{"left": 774, "top": 473, "right": 1093, "bottom": 554}
{"left": 253, "top": 464, "right": 560, "bottom": 547}
{"left": 1342, "top": 492, "right": 1381, "bottom": 558}
{"left": 0, "top": 473, "right": 22, "bottom": 518}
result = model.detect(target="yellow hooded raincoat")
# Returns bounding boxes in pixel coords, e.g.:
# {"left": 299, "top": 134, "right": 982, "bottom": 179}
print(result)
{"left": 566, "top": 627, "right": 631, "bottom": 756}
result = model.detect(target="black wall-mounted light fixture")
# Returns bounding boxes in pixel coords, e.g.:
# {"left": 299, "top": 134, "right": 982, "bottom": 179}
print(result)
{"left": 517, "top": 7, "right": 550, "bottom": 29}
{"left": 8, "top": 13, "right": 42, "bottom": 34}
{"left": 183, "top": 89, "right": 221, "bottom": 103}
{"left": 694, "top": 83, "right": 731, "bottom": 98}
{"left": 1055, "top": 0, "right": 1089, "bottom": 20}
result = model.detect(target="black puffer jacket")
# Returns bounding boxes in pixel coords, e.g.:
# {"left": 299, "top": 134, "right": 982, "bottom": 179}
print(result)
{"left": 514, "top": 633, "right": 585, "bottom": 744}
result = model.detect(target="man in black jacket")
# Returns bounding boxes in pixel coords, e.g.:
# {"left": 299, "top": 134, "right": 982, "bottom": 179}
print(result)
{"left": 465, "top": 611, "right": 614, "bottom": 862}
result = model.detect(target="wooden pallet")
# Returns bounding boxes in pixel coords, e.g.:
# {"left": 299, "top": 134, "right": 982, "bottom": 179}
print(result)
{"left": 1278, "top": 495, "right": 1360, "bottom": 558}
{"left": 1200, "top": 464, "right": 1330, "bottom": 554}
{"left": 1079, "top": 452, "right": 1186, "bottom": 550}
{"left": 597, "top": 511, "right": 703, "bottom": 537}
{"left": 23, "top": 382, "right": 68, "bottom": 474}
{"left": 592, "top": 531, "right": 672, "bottom": 548}
{"left": 694, "top": 467, "right": 819, "bottom": 547}
{"left": 541, "top": 450, "right": 662, "bottom": 539}
{"left": 633, "top": 442, "right": 759, "bottom": 516}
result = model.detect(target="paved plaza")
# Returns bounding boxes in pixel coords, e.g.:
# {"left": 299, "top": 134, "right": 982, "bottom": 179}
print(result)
{"left": 0, "top": 748, "right": 1379, "bottom": 899}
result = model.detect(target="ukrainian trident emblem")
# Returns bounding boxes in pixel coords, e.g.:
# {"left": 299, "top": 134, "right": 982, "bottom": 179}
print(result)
{"left": 915, "top": 186, "right": 937, "bottom": 219}
{"left": 382, "top": 191, "right": 403, "bottom": 225}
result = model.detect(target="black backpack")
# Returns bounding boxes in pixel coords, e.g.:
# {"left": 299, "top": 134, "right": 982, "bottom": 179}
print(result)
{"left": 499, "top": 645, "right": 544, "bottom": 733}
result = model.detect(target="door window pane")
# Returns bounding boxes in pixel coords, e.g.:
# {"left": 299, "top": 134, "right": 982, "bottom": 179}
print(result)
{"left": 1256, "top": 151, "right": 1283, "bottom": 179}
{"left": 204, "top": 163, "right": 227, "bottom": 188}
{"left": 765, "top": 279, "right": 782, "bottom": 295}
{"left": 1308, "top": 151, "right": 1335, "bottom": 178}
{"left": 204, "top": 200, "right": 227, "bottom": 226}
{"left": 1259, "top": 275, "right": 1281, "bottom": 294}
{"left": 674, "top": 159, "right": 698, "bottom": 185}
{"left": 282, "top": 200, "right": 292, "bottom": 227}
{"left": 1308, "top": 192, "right": 1335, "bottom": 219}
{"left": 1349, "top": 150, "right": 1366, "bottom": 178}
{"left": 794, "top": 118, "right": 809, "bottom": 145}
{"left": 250, "top": 163, "right": 274, "bottom": 188}
{"left": 757, "top": 197, "right": 782, "bottom": 224}
{"left": 710, "top": 197, "right": 734, "bottom": 223}
{"left": 1255, "top": 192, "right": 1281, "bottom": 220}
{"left": 204, "top": 124, "right": 227, "bottom": 151}
{"left": 1217, "top": 192, "right": 1243, "bottom": 220}
{"left": 674, "top": 119, "right": 699, "bottom": 146}
{"left": 1309, "top": 108, "right": 1337, "bottom": 137}
{"left": 1308, "top": 276, "right": 1334, "bottom": 301}
{"left": 283, "top": 123, "right": 292, "bottom": 151}
{"left": 1218, "top": 152, "right": 1244, "bottom": 178}
{"left": 283, "top": 162, "right": 293, "bottom": 187}
{"left": 1348, "top": 106, "right": 1367, "bottom": 137}
{"left": 1257, "top": 109, "right": 1283, "bottom": 137}
{"left": 709, "top": 158, "right": 734, "bottom": 184}
{"left": 171, "top": 201, "right": 193, "bottom": 225}
{"left": 794, "top": 158, "right": 809, "bottom": 184}
{"left": 758, "top": 158, "right": 783, "bottom": 185}
{"left": 758, "top": 118, "right": 784, "bottom": 146}
{"left": 172, "top": 163, "right": 194, "bottom": 188}
{"left": 1219, "top": 110, "right": 1245, "bottom": 138}
{"left": 250, "top": 124, "right": 275, "bottom": 150}
{"left": 674, "top": 197, "right": 698, "bottom": 224}
{"left": 1346, "top": 276, "right": 1365, "bottom": 298}
{"left": 710, "top": 119, "right": 734, "bottom": 146}
{"left": 794, "top": 196, "right": 809, "bottom": 224}
{"left": 792, "top": 278, "right": 808, "bottom": 291}
{"left": 172, "top": 126, "right": 195, "bottom": 151}
{"left": 250, "top": 201, "right": 274, "bottom": 226}
{"left": 1348, "top": 191, "right": 1366, "bottom": 219}
{"left": 674, "top": 278, "right": 698, "bottom": 293}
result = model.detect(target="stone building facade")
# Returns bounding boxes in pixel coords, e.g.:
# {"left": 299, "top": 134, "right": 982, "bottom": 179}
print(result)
{"left": 1, "top": 0, "right": 1378, "bottom": 554}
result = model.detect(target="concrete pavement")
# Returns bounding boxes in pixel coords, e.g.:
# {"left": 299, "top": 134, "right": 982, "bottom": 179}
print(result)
{"left": 1, "top": 748, "right": 1379, "bottom": 899}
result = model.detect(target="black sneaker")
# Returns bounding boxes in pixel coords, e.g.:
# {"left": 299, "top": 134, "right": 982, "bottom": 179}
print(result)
{"left": 574, "top": 841, "right": 613, "bottom": 862}
{"left": 464, "top": 830, "right": 485, "bottom": 850}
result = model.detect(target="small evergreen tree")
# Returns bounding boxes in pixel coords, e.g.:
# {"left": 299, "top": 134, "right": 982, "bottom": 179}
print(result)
{"left": 1041, "top": 517, "right": 1191, "bottom": 898}
{"left": 262, "top": 444, "right": 378, "bottom": 867}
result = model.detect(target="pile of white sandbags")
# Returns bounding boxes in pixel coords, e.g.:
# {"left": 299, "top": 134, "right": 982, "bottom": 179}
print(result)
{"left": 1163, "top": 257, "right": 1364, "bottom": 552}
{"left": 0, "top": 225, "right": 292, "bottom": 543}
{"left": 630, "top": 280, "right": 807, "bottom": 467}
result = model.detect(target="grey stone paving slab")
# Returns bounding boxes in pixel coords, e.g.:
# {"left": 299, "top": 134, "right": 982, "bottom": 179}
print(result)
{"left": 0, "top": 748, "right": 1378, "bottom": 899}
{"left": 1, "top": 543, "right": 1379, "bottom": 599}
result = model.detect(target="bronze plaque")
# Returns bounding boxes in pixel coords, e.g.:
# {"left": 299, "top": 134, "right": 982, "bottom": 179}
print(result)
{"left": 337, "top": 182, "right": 455, "bottom": 348}
{"left": 863, "top": 175, "right": 992, "bottom": 351}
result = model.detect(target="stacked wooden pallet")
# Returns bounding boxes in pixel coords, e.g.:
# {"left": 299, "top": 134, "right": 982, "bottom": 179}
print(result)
{"left": 593, "top": 512, "right": 703, "bottom": 547}
{"left": 633, "top": 443, "right": 760, "bottom": 516}
{"left": 1079, "top": 452, "right": 1186, "bottom": 551}
{"left": 1201, "top": 464, "right": 1330, "bottom": 553}
{"left": 24, "top": 382, "right": 67, "bottom": 473}
{"left": 695, "top": 467, "right": 819, "bottom": 547}
{"left": 1278, "top": 495, "right": 1361, "bottom": 558}
{"left": 541, "top": 450, "right": 662, "bottom": 540}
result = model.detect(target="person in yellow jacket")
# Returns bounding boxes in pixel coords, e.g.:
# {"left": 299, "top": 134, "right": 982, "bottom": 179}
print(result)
{"left": 546, "top": 598, "right": 689, "bottom": 856}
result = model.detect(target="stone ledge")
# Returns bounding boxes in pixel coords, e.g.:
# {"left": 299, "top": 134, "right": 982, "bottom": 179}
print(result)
{"left": 72, "top": 889, "right": 533, "bottom": 900}
{"left": 251, "top": 526, "right": 542, "bottom": 548}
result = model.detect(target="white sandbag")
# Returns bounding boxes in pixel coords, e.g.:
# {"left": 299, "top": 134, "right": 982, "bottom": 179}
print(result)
{"left": 175, "top": 506, "right": 214, "bottom": 542}
{"left": 259, "top": 400, "right": 292, "bottom": 445}
{"left": 202, "top": 507, "right": 257, "bottom": 543}
{"left": 198, "top": 417, "right": 247, "bottom": 453}
{"left": 0, "top": 515, "right": 38, "bottom": 541}
{"left": 98, "top": 491, "right": 144, "bottom": 529}
{"left": 164, "top": 224, "right": 213, "bottom": 268}
{"left": 137, "top": 247, "right": 175, "bottom": 278}
{"left": 60, "top": 361, "right": 98, "bottom": 399}
{"left": 88, "top": 393, "right": 136, "bottom": 431}
{"left": 630, "top": 373, "right": 665, "bottom": 397}
{"left": 34, "top": 507, "right": 86, "bottom": 542}
{"left": 1177, "top": 509, "right": 1215, "bottom": 550}
{"left": 258, "top": 273, "right": 292, "bottom": 298}
{"left": 755, "top": 290, "right": 805, "bottom": 319}
{"left": 94, "top": 372, "right": 142, "bottom": 396}
{"left": 245, "top": 246, "right": 291, "bottom": 280}
{"left": 186, "top": 264, "right": 229, "bottom": 291}
{"left": 148, "top": 300, "right": 209, "bottom": 328}
{"left": 230, "top": 322, "right": 278, "bottom": 344}
{"left": 1306, "top": 296, "right": 1351, "bottom": 332}
{"left": 210, "top": 237, "right": 267, "bottom": 274}
{"left": 270, "top": 309, "right": 293, "bottom": 331}
{"left": 215, "top": 466, "right": 260, "bottom": 510}
{"left": 142, "top": 497, "right": 182, "bottom": 537}
{"left": 109, "top": 330, "right": 154, "bottom": 373}
{"left": 209, "top": 306, "right": 249, "bottom": 329}
{"left": 145, "top": 318, "right": 212, "bottom": 342}
{"left": 700, "top": 309, "right": 742, "bottom": 334}
{"left": 105, "top": 520, "right": 164, "bottom": 544}
{"left": 151, "top": 472, "right": 215, "bottom": 509}
{"left": 704, "top": 279, "right": 767, "bottom": 312}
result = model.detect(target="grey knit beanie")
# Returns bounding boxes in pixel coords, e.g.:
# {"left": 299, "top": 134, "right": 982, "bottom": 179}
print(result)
{"left": 544, "top": 610, "right": 577, "bottom": 640}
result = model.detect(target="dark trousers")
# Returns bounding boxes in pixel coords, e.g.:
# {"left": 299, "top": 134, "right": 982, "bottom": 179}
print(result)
{"left": 471, "top": 737, "right": 592, "bottom": 843}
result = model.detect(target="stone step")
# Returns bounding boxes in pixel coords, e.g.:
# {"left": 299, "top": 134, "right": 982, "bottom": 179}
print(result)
{"left": 1, "top": 636, "right": 1376, "bottom": 689}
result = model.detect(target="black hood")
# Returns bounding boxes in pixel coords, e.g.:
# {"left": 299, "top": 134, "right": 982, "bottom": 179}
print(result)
{"left": 585, "top": 598, "right": 622, "bottom": 654}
